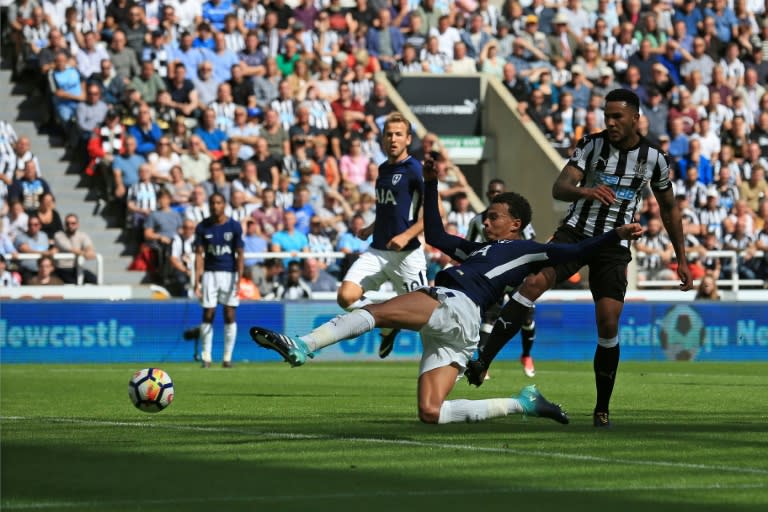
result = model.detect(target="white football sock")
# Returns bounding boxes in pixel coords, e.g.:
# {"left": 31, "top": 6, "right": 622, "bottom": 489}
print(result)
{"left": 301, "top": 309, "right": 376, "bottom": 352}
{"left": 223, "top": 322, "right": 237, "bottom": 362}
{"left": 437, "top": 398, "right": 524, "bottom": 424}
{"left": 200, "top": 322, "right": 213, "bottom": 362}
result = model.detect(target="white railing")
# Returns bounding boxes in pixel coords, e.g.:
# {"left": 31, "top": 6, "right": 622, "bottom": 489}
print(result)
{"left": 10, "top": 253, "right": 104, "bottom": 285}
{"left": 188, "top": 251, "right": 348, "bottom": 290}
{"left": 635, "top": 249, "right": 765, "bottom": 291}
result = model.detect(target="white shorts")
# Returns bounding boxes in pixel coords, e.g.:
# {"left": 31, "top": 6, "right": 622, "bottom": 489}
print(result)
{"left": 201, "top": 271, "right": 239, "bottom": 308}
{"left": 343, "top": 247, "right": 427, "bottom": 294}
{"left": 418, "top": 287, "right": 481, "bottom": 376}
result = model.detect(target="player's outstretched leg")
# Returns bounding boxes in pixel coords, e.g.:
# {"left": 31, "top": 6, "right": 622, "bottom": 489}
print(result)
{"left": 250, "top": 327, "right": 314, "bottom": 367}
{"left": 517, "top": 385, "right": 569, "bottom": 424}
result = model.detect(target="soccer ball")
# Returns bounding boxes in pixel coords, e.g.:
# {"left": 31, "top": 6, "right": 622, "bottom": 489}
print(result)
{"left": 128, "top": 368, "right": 174, "bottom": 413}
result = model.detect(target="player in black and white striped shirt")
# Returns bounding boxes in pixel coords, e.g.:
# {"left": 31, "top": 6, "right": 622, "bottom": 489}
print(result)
{"left": 467, "top": 89, "right": 693, "bottom": 428}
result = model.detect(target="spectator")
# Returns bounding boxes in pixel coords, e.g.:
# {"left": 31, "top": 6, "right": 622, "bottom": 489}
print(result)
{"left": 669, "top": 88, "right": 699, "bottom": 135}
{"left": 180, "top": 135, "right": 212, "bottom": 185}
{"left": 14, "top": 215, "right": 55, "bottom": 282}
{"left": 9, "top": 161, "right": 51, "bottom": 214}
{"left": 200, "top": 161, "right": 232, "bottom": 206}
{"left": 279, "top": 260, "right": 313, "bottom": 299}
{"left": 126, "top": 164, "right": 158, "bottom": 237}
{"left": 108, "top": 30, "right": 140, "bottom": 79}
{"left": 148, "top": 136, "right": 181, "bottom": 183}
{"left": 76, "top": 31, "right": 110, "bottom": 80}
{"left": 89, "top": 58, "right": 127, "bottom": 107}
{"left": 335, "top": 213, "right": 370, "bottom": 276}
{"left": 681, "top": 37, "right": 716, "bottom": 85}
{"left": 635, "top": 217, "right": 678, "bottom": 283}
{"left": 168, "top": 218, "right": 197, "bottom": 296}
{"left": 48, "top": 50, "right": 85, "bottom": 127}
{"left": 420, "top": 35, "right": 451, "bottom": 74}
{"left": 723, "top": 218, "right": 758, "bottom": 280}
{"left": 339, "top": 137, "right": 369, "bottom": 186}
{"left": 238, "top": 30, "right": 266, "bottom": 78}
{"left": 251, "top": 187, "right": 284, "bottom": 239}
{"left": 143, "top": 29, "right": 173, "bottom": 79}
{"left": 184, "top": 185, "right": 210, "bottom": 223}
{"left": 501, "top": 63, "right": 530, "bottom": 104}
{"left": 26, "top": 254, "right": 64, "bottom": 286}
{"left": 0, "top": 255, "right": 21, "bottom": 288}
{"left": 547, "top": 12, "right": 579, "bottom": 67}
{"left": 131, "top": 60, "right": 166, "bottom": 105}
{"left": 739, "top": 166, "right": 768, "bottom": 212}
{"left": 232, "top": 162, "right": 261, "bottom": 205}
{"left": 270, "top": 210, "right": 309, "bottom": 260}
{"left": 695, "top": 274, "right": 721, "bottom": 300}
{"left": 667, "top": 117, "right": 689, "bottom": 162}
{"left": 75, "top": 84, "right": 108, "bottom": 153}
{"left": 1, "top": 136, "right": 40, "bottom": 185}
{"left": 398, "top": 43, "right": 423, "bottom": 74}
{"left": 127, "top": 104, "right": 162, "bottom": 158}
{"left": 643, "top": 87, "right": 669, "bottom": 145}
{"left": 171, "top": 31, "right": 207, "bottom": 81}
{"left": 698, "top": 189, "right": 729, "bottom": 240}
{"left": 194, "top": 108, "right": 227, "bottom": 157}
{"left": 366, "top": 8, "right": 404, "bottom": 70}
{"left": 53, "top": 214, "right": 97, "bottom": 284}
{"left": 696, "top": 117, "right": 722, "bottom": 162}
{"left": 450, "top": 42, "right": 477, "bottom": 74}
{"left": 253, "top": 58, "right": 282, "bottom": 109}
{"left": 675, "top": 166, "right": 708, "bottom": 209}
{"left": 34, "top": 192, "right": 63, "bottom": 241}
{"left": 678, "top": 138, "right": 714, "bottom": 185}
{"left": 751, "top": 113, "right": 768, "bottom": 159}
{"left": 479, "top": 41, "right": 505, "bottom": 79}
{"left": 3, "top": 202, "right": 28, "bottom": 245}
{"left": 217, "top": 140, "right": 245, "bottom": 182}
{"left": 242, "top": 218, "right": 268, "bottom": 270}
{"left": 165, "top": 165, "right": 194, "bottom": 209}
{"left": 302, "top": 257, "right": 337, "bottom": 292}
{"left": 144, "top": 188, "right": 183, "bottom": 281}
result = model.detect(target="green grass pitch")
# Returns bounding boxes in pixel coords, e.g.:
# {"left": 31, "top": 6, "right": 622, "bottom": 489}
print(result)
{"left": 2, "top": 361, "right": 767, "bottom": 511}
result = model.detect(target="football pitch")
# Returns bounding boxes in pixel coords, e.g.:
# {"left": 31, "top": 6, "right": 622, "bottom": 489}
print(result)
{"left": 1, "top": 361, "right": 767, "bottom": 511}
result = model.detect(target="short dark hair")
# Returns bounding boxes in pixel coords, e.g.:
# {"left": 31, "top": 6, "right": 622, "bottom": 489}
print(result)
{"left": 491, "top": 191, "right": 532, "bottom": 229}
{"left": 606, "top": 89, "right": 640, "bottom": 112}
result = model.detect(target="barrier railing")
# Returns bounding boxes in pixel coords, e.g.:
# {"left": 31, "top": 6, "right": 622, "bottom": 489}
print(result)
{"left": 10, "top": 253, "right": 104, "bottom": 285}
{"left": 635, "top": 249, "right": 765, "bottom": 291}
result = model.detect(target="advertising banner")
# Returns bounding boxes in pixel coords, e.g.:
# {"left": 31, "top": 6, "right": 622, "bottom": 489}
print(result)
{"left": 396, "top": 76, "right": 481, "bottom": 135}
{"left": 1, "top": 302, "right": 766, "bottom": 363}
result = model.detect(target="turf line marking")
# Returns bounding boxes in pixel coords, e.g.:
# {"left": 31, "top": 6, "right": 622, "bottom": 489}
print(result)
{"left": 3, "top": 483, "right": 767, "bottom": 510}
{"left": 4, "top": 415, "right": 768, "bottom": 476}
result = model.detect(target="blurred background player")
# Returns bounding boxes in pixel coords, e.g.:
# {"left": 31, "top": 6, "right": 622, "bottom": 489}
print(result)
{"left": 335, "top": 112, "right": 427, "bottom": 359}
{"left": 466, "top": 178, "right": 537, "bottom": 378}
{"left": 194, "top": 192, "right": 244, "bottom": 368}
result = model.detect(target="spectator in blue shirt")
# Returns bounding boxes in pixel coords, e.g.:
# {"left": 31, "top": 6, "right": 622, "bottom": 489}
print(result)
{"left": 202, "top": 0, "right": 233, "bottom": 32}
{"left": 243, "top": 218, "right": 268, "bottom": 271}
{"left": 366, "top": 8, "right": 404, "bottom": 70}
{"left": 128, "top": 103, "right": 163, "bottom": 156}
{"left": 172, "top": 32, "right": 207, "bottom": 80}
{"left": 206, "top": 32, "right": 240, "bottom": 83}
{"left": 270, "top": 210, "right": 309, "bottom": 264}
{"left": 194, "top": 108, "right": 228, "bottom": 154}
{"left": 705, "top": 0, "right": 738, "bottom": 43}
{"left": 48, "top": 51, "right": 85, "bottom": 125}
{"left": 673, "top": 0, "right": 704, "bottom": 39}
{"left": 113, "top": 136, "right": 146, "bottom": 201}
{"left": 286, "top": 186, "right": 315, "bottom": 235}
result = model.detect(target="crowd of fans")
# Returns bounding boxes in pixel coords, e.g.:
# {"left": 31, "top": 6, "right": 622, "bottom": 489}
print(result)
{"left": 1, "top": 0, "right": 767, "bottom": 294}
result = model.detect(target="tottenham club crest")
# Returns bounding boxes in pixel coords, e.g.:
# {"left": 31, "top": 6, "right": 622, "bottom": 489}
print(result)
{"left": 223, "top": 232, "right": 233, "bottom": 241}
{"left": 392, "top": 174, "right": 402, "bottom": 185}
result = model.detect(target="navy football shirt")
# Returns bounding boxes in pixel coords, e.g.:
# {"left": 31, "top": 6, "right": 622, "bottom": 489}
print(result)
{"left": 371, "top": 156, "right": 424, "bottom": 251}
{"left": 194, "top": 217, "right": 244, "bottom": 272}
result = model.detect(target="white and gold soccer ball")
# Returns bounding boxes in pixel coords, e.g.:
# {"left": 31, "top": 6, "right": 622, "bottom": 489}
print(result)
{"left": 128, "top": 368, "right": 174, "bottom": 413}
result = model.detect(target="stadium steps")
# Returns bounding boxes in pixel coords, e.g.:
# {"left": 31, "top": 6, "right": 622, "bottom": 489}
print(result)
{"left": 1, "top": 68, "right": 144, "bottom": 285}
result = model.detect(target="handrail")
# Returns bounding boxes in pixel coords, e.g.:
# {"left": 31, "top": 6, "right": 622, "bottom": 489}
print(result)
{"left": 635, "top": 249, "right": 765, "bottom": 291}
{"left": 9, "top": 252, "right": 104, "bottom": 285}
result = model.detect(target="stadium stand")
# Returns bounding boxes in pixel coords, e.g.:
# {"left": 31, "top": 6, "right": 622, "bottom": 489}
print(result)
{"left": 1, "top": 0, "right": 766, "bottom": 296}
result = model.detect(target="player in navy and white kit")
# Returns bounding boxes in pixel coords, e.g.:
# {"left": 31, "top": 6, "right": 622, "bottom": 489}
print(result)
{"left": 249, "top": 157, "right": 644, "bottom": 425}
{"left": 194, "top": 193, "right": 245, "bottom": 368}
{"left": 336, "top": 111, "right": 428, "bottom": 358}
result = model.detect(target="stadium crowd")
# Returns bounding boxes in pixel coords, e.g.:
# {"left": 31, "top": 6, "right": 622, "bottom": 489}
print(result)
{"left": 1, "top": 0, "right": 767, "bottom": 294}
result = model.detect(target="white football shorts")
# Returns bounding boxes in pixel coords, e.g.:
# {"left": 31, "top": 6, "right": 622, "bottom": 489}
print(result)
{"left": 418, "top": 287, "right": 481, "bottom": 376}
{"left": 343, "top": 247, "right": 427, "bottom": 294}
{"left": 201, "top": 271, "right": 239, "bottom": 308}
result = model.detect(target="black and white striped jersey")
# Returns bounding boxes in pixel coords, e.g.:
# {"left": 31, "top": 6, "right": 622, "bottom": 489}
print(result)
{"left": 563, "top": 131, "right": 672, "bottom": 246}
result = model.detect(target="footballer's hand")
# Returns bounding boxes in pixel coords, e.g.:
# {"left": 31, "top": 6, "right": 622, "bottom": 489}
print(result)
{"left": 422, "top": 157, "right": 438, "bottom": 181}
{"left": 465, "top": 359, "right": 487, "bottom": 387}
{"left": 616, "top": 223, "right": 644, "bottom": 240}
{"left": 586, "top": 184, "right": 616, "bottom": 206}
{"left": 677, "top": 261, "right": 694, "bottom": 291}
{"left": 386, "top": 233, "right": 408, "bottom": 251}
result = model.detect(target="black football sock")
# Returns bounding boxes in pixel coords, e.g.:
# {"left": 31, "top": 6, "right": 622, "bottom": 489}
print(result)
{"left": 479, "top": 299, "right": 528, "bottom": 366}
{"left": 520, "top": 316, "right": 535, "bottom": 358}
{"left": 594, "top": 344, "right": 620, "bottom": 414}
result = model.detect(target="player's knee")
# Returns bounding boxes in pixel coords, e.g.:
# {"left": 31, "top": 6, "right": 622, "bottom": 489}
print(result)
{"left": 336, "top": 289, "right": 358, "bottom": 310}
{"left": 596, "top": 317, "right": 619, "bottom": 338}
{"left": 418, "top": 403, "right": 441, "bottom": 424}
